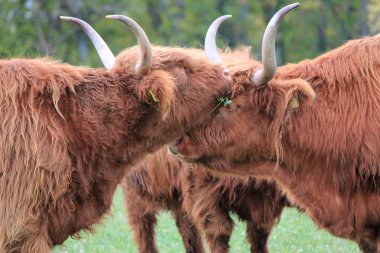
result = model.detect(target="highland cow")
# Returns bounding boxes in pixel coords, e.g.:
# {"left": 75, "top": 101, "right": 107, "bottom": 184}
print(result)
{"left": 123, "top": 148, "right": 204, "bottom": 253}
{"left": 123, "top": 147, "right": 286, "bottom": 253}
{"left": 0, "top": 16, "right": 230, "bottom": 253}
{"left": 170, "top": 3, "right": 380, "bottom": 253}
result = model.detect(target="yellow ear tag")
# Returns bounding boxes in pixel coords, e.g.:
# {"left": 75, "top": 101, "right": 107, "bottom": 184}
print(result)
{"left": 289, "top": 97, "right": 299, "bottom": 110}
{"left": 149, "top": 90, "right": 160, "bottom": 103}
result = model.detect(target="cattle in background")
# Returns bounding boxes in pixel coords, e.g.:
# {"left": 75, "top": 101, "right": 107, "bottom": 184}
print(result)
{"left": 123, "top": 147, "right": 286, "bottom": 253}
{"left": 123, "top": 148, "right": 204, "bottom": 253}
{"left": 170, "top": 3, "right": 380, "bottom": 253}
{"left": 0, "top": 16, "right": 230, "bottom": 253}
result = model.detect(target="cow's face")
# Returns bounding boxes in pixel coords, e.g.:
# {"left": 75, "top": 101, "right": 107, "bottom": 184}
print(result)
{"left": 169, "top": 67, "right": 315, "bottom": 175}
{"left": 104, "top": 16, "right": 232, "bottom": 134}
{"left": 165, "top": 2, "right": 309, "bottom": 174}
{"left": 61, "top": 16, "right": 231, "bottom": 144}
{"left": 113, "top": 46, "right": 231, "bottom": 133}
{"left": 170, "top": 95, "right": 270, "bottom": 172}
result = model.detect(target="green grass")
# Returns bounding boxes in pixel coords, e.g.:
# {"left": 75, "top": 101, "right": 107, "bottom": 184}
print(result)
{"left": 53, "top": 188, "right": 360, "bottom": 253}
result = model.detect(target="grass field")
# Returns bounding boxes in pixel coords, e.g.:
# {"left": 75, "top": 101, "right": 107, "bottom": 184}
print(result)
{"left": 52, "top": 188, "right": 360, "bottom": 253}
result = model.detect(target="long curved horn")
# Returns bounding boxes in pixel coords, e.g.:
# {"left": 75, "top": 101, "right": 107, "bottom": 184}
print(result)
{"left": 106, "top": 15, "right": 152, "bottom": 76}
{"left": 252, "top": 3, "right": 300, "bottom": 86}
{"left": 205, "top": 15, "right": 232, "bottom": 63}
{"left": 60, "top": 16, "right": 115, "bottom": 70}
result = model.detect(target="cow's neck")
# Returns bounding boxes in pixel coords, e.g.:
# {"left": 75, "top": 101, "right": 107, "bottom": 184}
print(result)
{"left": 49, "top": 73, "right": 174, "bottom": 242}
{"left": 268, "top": 38, "right": 380, "bottom": 241}
{"left": 267, "top": 85, "right": 380, "bottom": 240}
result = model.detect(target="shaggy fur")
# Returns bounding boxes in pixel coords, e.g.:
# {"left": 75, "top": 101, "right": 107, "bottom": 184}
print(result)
{"left": 0, "top": 46, "right": 230, "bottom": 253}
{"left": 172, "top": 34, "right": 380, "bottom": 252}
{"left": 123, "top": 149, "right": 204, "bottom": 253}
{"left": 123, "top": 147, "right": 286, "bottom": 253}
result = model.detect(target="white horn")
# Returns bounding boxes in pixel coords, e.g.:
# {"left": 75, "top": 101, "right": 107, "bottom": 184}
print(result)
{"left": 106, "top": 15, "right": 153, "bottom": 76}
{"left": 60, "top": 16, "right": 115, "bottom": 70}
{"left": 252, "top": 3, "right": 300, "bottom": 86}
{"left": 204, "top": 15, "right": 232, "bottom": 63}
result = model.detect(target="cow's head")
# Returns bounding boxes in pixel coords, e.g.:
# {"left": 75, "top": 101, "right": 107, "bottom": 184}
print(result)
{"left": 61, "top": 15, "right": 232, "bottom": 148}
{"left": 168, "top": 3, "right": 316, "bottom": 175}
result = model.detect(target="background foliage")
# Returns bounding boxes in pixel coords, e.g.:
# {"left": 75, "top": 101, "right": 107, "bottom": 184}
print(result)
{"left": 1, "top": 0, "right": 379, "bottom": 67}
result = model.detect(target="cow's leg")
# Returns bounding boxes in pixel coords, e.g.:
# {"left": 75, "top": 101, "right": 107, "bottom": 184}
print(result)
{"left": 246, "top": 220, "right": 273, "bottom": 253}
{"left": 243, "top": 184, "right": 285, "bottom": 253}
{"left": 126, "top": 207, "right": 159, "bottom": 253}
{"left": 124, "top": 186, "right": 159, "bottom": 253}
{"left": 358, "top": 238, "right": 377, "bottom": 253}
{"left": 181, "top": 168, "right": 232, "bottom": 253}
{"left": 245, "top": 204, "right": 278, "bottom": 253}
{"left": 196, "top": 208, "right": 233, "bottom": 253}
{"left": 173, "top": 208, "right": 206, "bottom": 253}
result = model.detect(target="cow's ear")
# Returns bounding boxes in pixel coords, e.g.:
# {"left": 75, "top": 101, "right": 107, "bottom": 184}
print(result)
{"left": 136, "top": 70, "right": 177, "bottom": 119}
{"left": 291, "top": 78, "right": 316, "bottom": 100}
{"left": 279, "top": 78, "right": 316, "bottom": 109}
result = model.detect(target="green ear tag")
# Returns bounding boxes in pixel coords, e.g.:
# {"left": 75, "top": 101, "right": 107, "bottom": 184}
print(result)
{"left": 289, "top": 97, "right": 299, "bottom": 109}
{"left": 149, "top": 90, "right": 160, "bottom": 103}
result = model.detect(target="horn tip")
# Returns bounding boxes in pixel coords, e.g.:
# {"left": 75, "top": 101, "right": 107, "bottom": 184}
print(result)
{"left": 59, "top": 16, "right": 83, "bottom": 25}
{"left": 290, "top": 3, "right": 300, "bottom": 9}
{"left": 60, "top": 16, "right": 71, "bottom": 21}
{"left": 218, "top": 15, "right": 232, "bottom": 22}
{"left": 105, "top": 15, "right": 119, "bottom": 19}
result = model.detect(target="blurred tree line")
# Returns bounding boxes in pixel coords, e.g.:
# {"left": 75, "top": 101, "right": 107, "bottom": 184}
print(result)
{"left": 0, "top": 0, "right": 379, "bottom": 67}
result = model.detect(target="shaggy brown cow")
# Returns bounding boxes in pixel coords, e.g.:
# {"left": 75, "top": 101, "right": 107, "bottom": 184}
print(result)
{"left": 0, "top": 16, "right": 231, "bottom": 253}
{"left": 170, "top": 3, "right": 380, "bottom": 253}
{"left": 123, "top": 147, "right": 286, "bottom": 253}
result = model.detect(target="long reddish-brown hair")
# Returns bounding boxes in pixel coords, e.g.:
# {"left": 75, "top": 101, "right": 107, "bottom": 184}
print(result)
{"left": 0, "top": 42, "right": 230, "bottom": 252}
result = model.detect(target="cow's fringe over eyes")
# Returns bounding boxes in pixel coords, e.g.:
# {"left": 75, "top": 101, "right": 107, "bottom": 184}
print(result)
{"left": 225, "top": 52, "right": 316, "bottom": 167}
